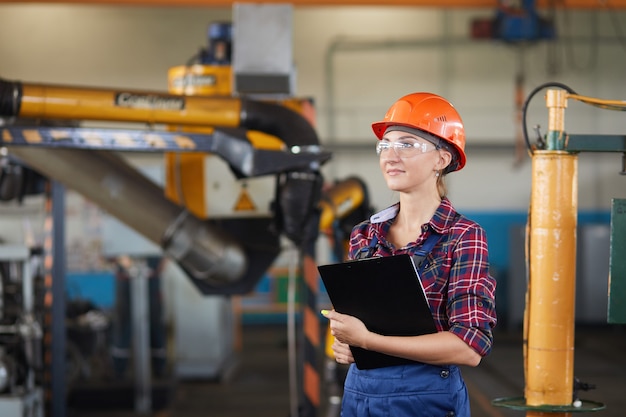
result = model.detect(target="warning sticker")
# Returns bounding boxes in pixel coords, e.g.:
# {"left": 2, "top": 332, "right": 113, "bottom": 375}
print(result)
{"left": 234, "top": 187, "right": 257, "bottom": 211}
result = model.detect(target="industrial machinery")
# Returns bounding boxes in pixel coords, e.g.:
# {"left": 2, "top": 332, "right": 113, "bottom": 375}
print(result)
{"left": 471, "top": 0, "right": 556, "bottom": 42}
{"left": 0, "top": 7, "right": 374, "bottom": 416}
{"left": 492, "top": 83, "right": 626, "bottom": 417}
{"left": 0, "top": 245, "right": 44, "bottom": 417}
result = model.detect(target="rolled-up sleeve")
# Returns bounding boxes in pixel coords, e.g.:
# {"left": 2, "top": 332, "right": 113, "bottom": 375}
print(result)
{"left": 446, "top": 224, "right": 497, "bottom": 357}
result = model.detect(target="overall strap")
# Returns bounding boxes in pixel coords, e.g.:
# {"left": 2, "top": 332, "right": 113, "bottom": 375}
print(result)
{"left": 356, "top": 231, "right": 441, "bottom": 269}
{"left": 355, "top": 235, "right": 379, "bottom": 260}
{"left": 412, "top": 232, "right": 442, "bottom": 274}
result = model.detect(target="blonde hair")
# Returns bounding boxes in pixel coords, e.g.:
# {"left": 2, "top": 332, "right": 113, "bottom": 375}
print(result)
{"left": 437, "top": 173, "right": 448, "bottom": 198}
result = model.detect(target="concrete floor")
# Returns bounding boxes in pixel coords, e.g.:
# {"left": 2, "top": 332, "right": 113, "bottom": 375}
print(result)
{"left": 463, "top": 325, "right": 626, "bottom": 417}
{"left": 67, "top": 323, "right": 626, "bottom": 417}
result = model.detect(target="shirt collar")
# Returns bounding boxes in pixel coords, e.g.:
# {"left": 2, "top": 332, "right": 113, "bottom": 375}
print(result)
{"left": 369, "top": 197, "right": 458, "bottom": 234}
{"left": 369, "top": 203, "right": 400, "bottom": 223}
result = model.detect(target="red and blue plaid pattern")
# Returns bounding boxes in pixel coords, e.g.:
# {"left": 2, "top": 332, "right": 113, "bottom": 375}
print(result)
{"left": 348, "top": 198, "right": 497, "bottom": 357}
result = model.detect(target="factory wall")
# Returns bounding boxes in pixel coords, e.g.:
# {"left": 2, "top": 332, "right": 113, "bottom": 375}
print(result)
{"left": 1, "top": 5, "right": 624, "bottom": 207}
{"left": 0, "top": 4, "right": 624, "bottom": 323}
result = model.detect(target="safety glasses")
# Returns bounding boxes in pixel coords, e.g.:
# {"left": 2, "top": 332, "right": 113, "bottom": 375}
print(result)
{"left": 376, "top": 140, "right": 438, "bottom": 158}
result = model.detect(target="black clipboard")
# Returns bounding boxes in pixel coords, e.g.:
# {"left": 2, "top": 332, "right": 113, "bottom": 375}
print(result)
{"left": 318, "top": 254, "right": 437, "bottom": 369}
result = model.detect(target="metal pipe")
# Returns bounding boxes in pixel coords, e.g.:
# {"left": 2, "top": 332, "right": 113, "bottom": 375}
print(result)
{"left": 323, "top": 35, "right": 474, "bottom": 146}
{"left": 4, "top": 0, "right": 626, "bottom": 8}
{"left": 545, "top": 89, "right": 568, "bottom": 150}
{"left": 49, "top": 180, "right": 67, "bottom": 417}
{"left": 0, "top": 78, "right": 320, "bottom": 147}
{"left": 322, "top": 31, "right": 622, "bottom": 152}
{"left": 8, "top": 147, "right": 247, "bottom": 285}
{"left": 130, "top": 260, "right": 152, "bottom": 415}
{"left": 525, "top": 88, "right": 577, "bottom": 416}
{"left": 526, "top": 151, "right": 577, "bottom": 409}
{"left": 318, "top": 176, "right": 366, "bottom": 230}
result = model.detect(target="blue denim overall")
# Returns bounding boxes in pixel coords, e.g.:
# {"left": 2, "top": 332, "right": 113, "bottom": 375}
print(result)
{"left": 341, "top": 362, "right": 469, "bottom": 417}
{"left": 342, "top": 233, "right": 470, "bottom": 417}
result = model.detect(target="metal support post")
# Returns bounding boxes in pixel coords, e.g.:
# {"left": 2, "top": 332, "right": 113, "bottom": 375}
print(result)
{"left": 49, "top": 180, "right": 66, "bottom": 417}
{"left": 493, "top": 87, "right": 606, "bottom": 415}
{"left": 129, "top": 259, "right": 152, "bottom": 415}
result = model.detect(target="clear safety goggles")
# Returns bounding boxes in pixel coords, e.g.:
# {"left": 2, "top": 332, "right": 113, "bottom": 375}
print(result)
{"left": 375, "top": 139, "right": 439, "bottom": 158}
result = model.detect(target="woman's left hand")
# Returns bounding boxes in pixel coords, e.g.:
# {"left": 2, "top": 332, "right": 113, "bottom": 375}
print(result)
{"left": 331, "top": 338, "right": 354, "bottom": 364}
{"left": 323, "top": 310, "right": 370, "bottom": 349}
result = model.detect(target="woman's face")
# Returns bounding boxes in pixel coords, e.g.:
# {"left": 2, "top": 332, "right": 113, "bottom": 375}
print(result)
{"left": 377, "top": 129, "right": 449, "bottom": 194}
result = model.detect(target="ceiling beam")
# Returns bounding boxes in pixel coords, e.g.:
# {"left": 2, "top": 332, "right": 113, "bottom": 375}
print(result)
{"left": 1, "top": 0, "right": 626, "bottom": 8}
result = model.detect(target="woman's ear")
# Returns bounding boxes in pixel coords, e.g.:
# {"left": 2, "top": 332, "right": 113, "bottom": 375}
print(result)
{"left": 437, "top": 150, "right": 452, "bottom": 171}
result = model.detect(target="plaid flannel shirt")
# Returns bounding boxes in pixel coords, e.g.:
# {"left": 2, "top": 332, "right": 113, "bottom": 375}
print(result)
{"left": 348, "top": 197, "right": 497, "bottom": 357}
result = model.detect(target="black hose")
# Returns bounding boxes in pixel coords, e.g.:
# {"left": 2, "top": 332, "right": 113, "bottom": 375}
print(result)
{"left": 522, "top": 81, "right": 577, "bottom": 154}
{"left": 240, "top": 98, "right": 320, "bottom": 147}
{"left": 0, "top": 79, "right": 22, "bottom": 116}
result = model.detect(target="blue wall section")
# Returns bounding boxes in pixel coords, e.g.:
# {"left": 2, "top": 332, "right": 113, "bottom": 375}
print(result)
{"left": 66, "top": 271, "right": 116, "bottom": 310}
{"left": 463, "top": 211, "right": 527, "bottom": 275}
{"left": 64, "top": 210, "right": 611, "bottom": 323}
{"left": 464, "top": 210, "right": 611, "bottom": 327}
{"left": 464, "top": 210, "right": 611, "bottom": 274}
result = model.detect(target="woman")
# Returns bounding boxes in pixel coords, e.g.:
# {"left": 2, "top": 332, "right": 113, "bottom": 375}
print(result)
{"left": 323, "top": 92, "right": 497, "bottom": 417}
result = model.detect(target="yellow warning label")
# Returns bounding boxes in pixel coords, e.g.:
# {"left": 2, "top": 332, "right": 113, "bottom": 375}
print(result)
{"left": 234, "top": 187, "right": 257, "bottom": 211}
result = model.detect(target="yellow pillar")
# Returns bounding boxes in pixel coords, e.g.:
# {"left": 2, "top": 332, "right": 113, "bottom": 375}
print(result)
{"left": 526, "top": 151, "right": 577, "bottom": 408}
{"left": 525, "top": 89, "right": 576, "bottom": 417}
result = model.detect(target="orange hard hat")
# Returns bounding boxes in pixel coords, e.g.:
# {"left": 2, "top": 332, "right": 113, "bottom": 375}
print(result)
{"left": 371, "top": 92, "right": 466, "bottom": 172}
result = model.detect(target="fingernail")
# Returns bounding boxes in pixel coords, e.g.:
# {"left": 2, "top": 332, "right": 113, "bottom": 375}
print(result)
{"left": 321, "top": 309, "right": 329, "bottom": 316}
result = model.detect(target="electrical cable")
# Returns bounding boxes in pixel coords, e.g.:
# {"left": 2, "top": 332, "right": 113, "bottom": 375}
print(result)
{"left": 185, "top": 50, "right": 202, "bottom": 67}
{"left": 521, "top": 82, "right": 577, "bottom": 155}
{"left": 522, "top": 82, "right": 625, "bottom": 156}
{"left": 567, "top": 94, "right": 626, "bottom": 111}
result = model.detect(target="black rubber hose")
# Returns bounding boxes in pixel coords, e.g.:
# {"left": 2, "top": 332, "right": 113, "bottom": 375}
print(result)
{"left": 240, "top": 98, "right": 320, "bottom": 147}
{"left": 0, "top": 79, "right": 22, "bottom": 116}
{"left": 522, "top": 81, "right": 577, "bottom": 154}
